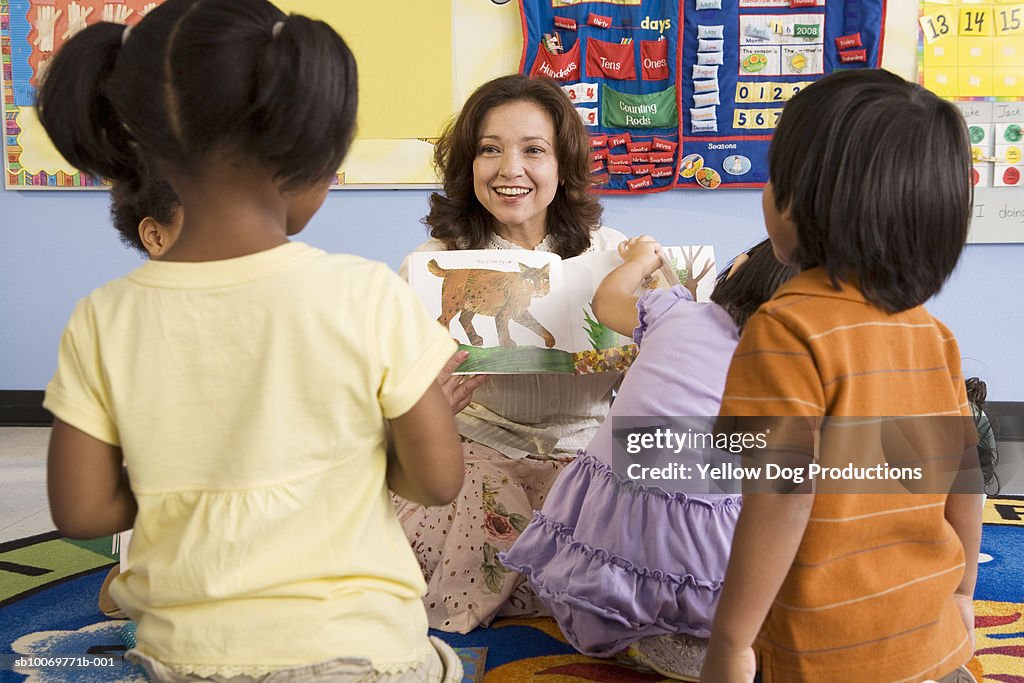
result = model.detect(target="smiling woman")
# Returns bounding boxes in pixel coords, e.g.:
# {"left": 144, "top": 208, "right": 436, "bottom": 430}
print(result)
{"left": 472, "top": 100, "right": 560, "bottom": 248}
{"left": 395, "top": 74, "right": 630, "bottom": 634}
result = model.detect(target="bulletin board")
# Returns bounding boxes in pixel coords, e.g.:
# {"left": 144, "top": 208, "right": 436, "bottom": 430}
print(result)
{"left": 915, "top": 0, "right": 1024, "bottom": 242}
{"left": 0, "top": 0, "right": 524, "bottom": 189}
{"left": 519, "top": 0, "right": 886, "bottom": 193}
{"left": 918, "top": 0, "right": 1024, "bottom": 190}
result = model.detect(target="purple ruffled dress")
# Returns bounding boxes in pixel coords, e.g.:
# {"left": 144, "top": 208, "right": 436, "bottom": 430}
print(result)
{"left": 500, "top": 286, "right": 743, "bottom": 656}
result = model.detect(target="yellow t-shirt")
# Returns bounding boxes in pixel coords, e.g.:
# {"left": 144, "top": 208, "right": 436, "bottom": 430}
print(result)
{"left": 43, "top": 242, "right": 456, "bottom": 677}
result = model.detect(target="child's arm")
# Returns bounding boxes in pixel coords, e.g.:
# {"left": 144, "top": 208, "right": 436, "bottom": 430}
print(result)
{"left": 701, "top": 492, "right": 814, "bottom": 683}
{"left": 945, "top": 491, "right": 984, "bottom": 646}
{"left": 387, "top": 381, "right": 464, "bottom": 507}
{"left": 592, "top": 236, "right": 663, "bottom": 337}
{"left": 703, "top": 309, "right": 825, "bottom": 683}
{"left": 47, "top": 419, "right": 137, "bottom": 539}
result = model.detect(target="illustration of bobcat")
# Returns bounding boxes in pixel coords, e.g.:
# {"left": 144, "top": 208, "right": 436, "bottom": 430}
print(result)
{"left": 428, "top": 259, "right": 556, "bottom": 348}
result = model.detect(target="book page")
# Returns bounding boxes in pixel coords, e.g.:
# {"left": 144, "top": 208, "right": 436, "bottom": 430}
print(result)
{"left": 407, "top": 250, "right": 575, "bottom": 373}
{"left": 561, "top": 250, "right": 633, "bottom": 353}
{"left": 406, "top": 246, "right": 717, "bottom": 374}
{"left": 657, "top": 245, "right": 718, "bottom": 301}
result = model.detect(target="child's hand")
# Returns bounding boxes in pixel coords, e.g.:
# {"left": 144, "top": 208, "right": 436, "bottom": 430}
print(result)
{"left": 700, "top": 645, "right": 756, "bottom": 683}
{"left": 617, "top": 236, "right": 663, "bottom": 277}
{"left": 437, "top": 349, "right": 486, "bottom": 415}
{"left": 954, "top": 592, "right": 975, "bottom": 652}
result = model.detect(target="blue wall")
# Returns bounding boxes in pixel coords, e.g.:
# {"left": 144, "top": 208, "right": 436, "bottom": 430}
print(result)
{"left": 2, "top": 188, "right": 1021, "bottom": 399}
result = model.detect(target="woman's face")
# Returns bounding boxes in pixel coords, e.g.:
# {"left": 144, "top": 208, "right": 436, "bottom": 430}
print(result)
{"left": 472, "top": 99, "right": 559, "bottom": 241}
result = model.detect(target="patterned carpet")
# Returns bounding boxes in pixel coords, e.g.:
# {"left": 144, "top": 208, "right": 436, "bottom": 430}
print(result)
{"left": 1, "top": 497, "right": 1022, "bottom": 682}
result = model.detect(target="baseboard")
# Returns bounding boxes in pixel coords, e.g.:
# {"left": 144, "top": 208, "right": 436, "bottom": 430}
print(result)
{"left": 2, "top": 389, "right": 1023, "bottom": 439}
{"left": 0, "top": 391, "right": 52, "bottom": 426}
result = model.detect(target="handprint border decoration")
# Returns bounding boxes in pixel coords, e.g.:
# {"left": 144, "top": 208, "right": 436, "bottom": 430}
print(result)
{"left": 2, "top": 0, "right": 155, "bottom": 189}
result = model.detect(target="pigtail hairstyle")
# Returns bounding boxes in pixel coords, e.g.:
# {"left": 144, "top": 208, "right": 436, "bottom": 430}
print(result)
{"left": 250, "top": 15, "right": 358, "bottom": 188}
{"left": 36, "top": 21, "right": 140, "bottom": 183}
{"left": 768, "top": 69, "right": 973, "bottom": 313}
{"left": 425, "top": 74, "right": 602, "bottom": 259}
{"left": 37, "top": 0, "right": 357, "bottom": 194}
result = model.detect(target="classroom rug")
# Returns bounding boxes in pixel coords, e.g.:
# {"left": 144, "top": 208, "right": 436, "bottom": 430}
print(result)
{"left": 1, "top": 497, "right": 1022, "bottom": 683}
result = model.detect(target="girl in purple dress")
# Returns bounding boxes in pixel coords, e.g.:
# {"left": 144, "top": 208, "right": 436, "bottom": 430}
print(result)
{"left": 501, "top": 237, "right": 795, "bottom": 680}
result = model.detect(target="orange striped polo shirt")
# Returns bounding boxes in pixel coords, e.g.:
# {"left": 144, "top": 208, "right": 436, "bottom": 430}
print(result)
{"left": 720, "top": 268, "right": 976, "bottom": 683}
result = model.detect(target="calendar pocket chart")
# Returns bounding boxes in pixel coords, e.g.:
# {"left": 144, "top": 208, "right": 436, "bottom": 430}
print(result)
{"left": 519, "top": 0, "right": 886, "bottom": 192}
{"left": 919, "top": 0, "right": 1024, "bottom": 191}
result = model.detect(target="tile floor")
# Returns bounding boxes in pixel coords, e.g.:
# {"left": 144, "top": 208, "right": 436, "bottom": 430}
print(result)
{"left": 1, "top": 427, "right": 1022, "bottom": 545}
{"left": 0, "top": 427, "right": 55, "bottom": 543}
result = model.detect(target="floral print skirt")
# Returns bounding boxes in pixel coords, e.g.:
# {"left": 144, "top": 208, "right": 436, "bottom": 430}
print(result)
{"left": 392, "top": 438, "right": 569, "bottom": 633}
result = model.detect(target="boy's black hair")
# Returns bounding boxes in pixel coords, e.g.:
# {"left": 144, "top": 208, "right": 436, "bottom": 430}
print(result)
{"left": 110, "top": 166, "right": 181, "bottom": 256}
{"left": 710, "top": 238, "right": 798, "bottom": 331}
{"left": 769, "top": 69, "right": 972, "bottom": 313}
{"left": 37, "top": 0, "right": 357, "bottom": 192}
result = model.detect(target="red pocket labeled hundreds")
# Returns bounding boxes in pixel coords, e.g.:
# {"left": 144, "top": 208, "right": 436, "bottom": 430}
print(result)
{"left": 530, "top": 41, "right": 581, "bottom": 81}
{"left": 587, "top": 38, "right": 636, "bottom": 80}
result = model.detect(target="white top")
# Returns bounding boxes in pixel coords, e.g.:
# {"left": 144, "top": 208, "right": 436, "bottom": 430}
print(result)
{"left": 400, "top": 226, "right": 629, "bottom": 459}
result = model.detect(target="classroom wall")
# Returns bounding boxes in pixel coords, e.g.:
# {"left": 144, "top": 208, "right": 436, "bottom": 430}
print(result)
{"left": 2, "top": 187, "right": 1021, "bottom": 400}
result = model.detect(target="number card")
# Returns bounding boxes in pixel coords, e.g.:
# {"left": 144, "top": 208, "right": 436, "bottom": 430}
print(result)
{"left": 995, "top": 5, "right": 1024, "bottom": 34}
{"left": 960, "top": 7, "right": 995, "bottom": 35}
{"left": 733, "top": 108, "right": 784, "bottom": 128}
{"left": 921, "top": 8, "right": 959, "bottom": 42}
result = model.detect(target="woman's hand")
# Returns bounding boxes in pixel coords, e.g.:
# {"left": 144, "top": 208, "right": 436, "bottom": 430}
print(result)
{"left": 700, "top": 645, "right": 756, "bottom": 683}
{"left": 617, "top": 236, "right": 663, "bottom": 278}
{"left": 438, "top": 350, "right": 486, "bottom": 415}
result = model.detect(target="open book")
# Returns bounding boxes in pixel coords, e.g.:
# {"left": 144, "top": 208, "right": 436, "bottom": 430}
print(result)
{"left": 408, "top": 246, "right": 716, "bottom": 374}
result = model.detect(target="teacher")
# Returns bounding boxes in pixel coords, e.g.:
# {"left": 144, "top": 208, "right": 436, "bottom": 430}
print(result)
{"left": 396, "top": 74, "right": 627, "bottom": 633}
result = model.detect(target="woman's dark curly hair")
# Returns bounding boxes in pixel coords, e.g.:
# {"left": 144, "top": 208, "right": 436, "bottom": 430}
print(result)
{"left": 109, "top": 166, "right": 181, "bottom": 256}
{"left": 424, "top": 74, "right": 602, "bottom": 259}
